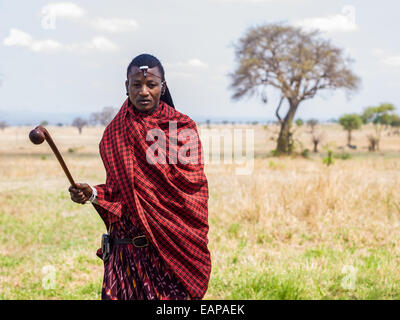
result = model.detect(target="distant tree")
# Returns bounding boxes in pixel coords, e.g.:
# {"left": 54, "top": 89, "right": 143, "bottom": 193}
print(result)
{"left": 362, "top": 103, "right": 395, "bottom": 151}
{"left": 90, "top": 106, "right": 117, "bottom": 126}
{"left": 361, "top": 108, "right": 375, "bottom": 125}
{"left": 338, "top": 113, "right": 362, "bottom": 146}
{"left": 380, "top": 113, "right": 393, "bottom": 130}
{"left": 390, "top": 114, "right": 400, "bottom": 125}
{"left": 390, "top": 114, "right": 400, "bottom": 135}
{"left": 72, "top": 117, "right": 88, "bottom": 134}
{"left": 229, "top": 23, "right": 360, "bottom": 154}
{"left": 311, "top": 132, "right": 324, "bottom": 153}
{"left": 362, "top": 103, "right": 395, "bottom": 125}
{"left": 307, "top": 119, "right": 319, "bottom": 134}
{"left": 40, "top": 120, "right": 49, "bottom": 126}
{"left": 305, "top": 119, "right": 322, "bottom": 152}
{"left": 0, "top": 121, "right": 7, "bottom": 131}
{"left": 89, "top": 112, "right": 100, "bottom": 126}
{"left": 295, "top": 119, "right": 304, "bottom": 127}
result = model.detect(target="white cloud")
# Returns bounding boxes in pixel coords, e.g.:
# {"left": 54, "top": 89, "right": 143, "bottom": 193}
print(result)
{"left": 91, "top": 17, "right": 139, "bottom": 33}
{"left": 372, "top": 49, "right": 400, "bottom": 67}
{"left": 86, "top": 36, "right": 119, "bottom": 51}
{"left": 167, "top": 58, "right": 208, "bottom": 69}
{"left": 64, "top": 36, "right": 120, "bottom": 53}
{"left": 41, "top": 2, "right": 86, "bottom": 19}
{"left": 295, "top": 5, "right": 358, "bottom": 33}
{"left": 164, "top": 59, "right": 209, "bottom": 79}
{"left": 40, "top": 3, "right": 140, "bottom": 33}
{"left": 31, "top": 39, "right": 63, "bottom": 52}
{"left": 3, "top": 28, "right": 33, "bottom": 47}
{"left": 3, "top": 28, "right": 118, "bottom": 53}
{"left": 186, "top": 59, "right": 208, "bottom": 68}
{"left": 3, "top": 28, "right": 62, "bottom": 53}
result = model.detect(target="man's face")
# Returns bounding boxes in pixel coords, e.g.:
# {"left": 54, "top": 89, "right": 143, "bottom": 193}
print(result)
{"left": 125, "top": 66, "right": 165, "bottom": 113}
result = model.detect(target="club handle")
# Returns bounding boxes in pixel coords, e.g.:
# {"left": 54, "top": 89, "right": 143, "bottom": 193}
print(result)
{"left": 37, "top": 126, "right": 77, "bottom": 188}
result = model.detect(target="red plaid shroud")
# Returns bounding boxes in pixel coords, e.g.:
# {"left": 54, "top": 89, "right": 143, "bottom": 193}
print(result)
{"left": 93, "top": 98, "right": 211, "bottom": 299}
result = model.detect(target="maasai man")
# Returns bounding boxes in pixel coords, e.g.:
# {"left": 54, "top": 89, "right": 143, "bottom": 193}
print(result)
{"left": 68, "top": 54, "right": 211, "bottom": 300}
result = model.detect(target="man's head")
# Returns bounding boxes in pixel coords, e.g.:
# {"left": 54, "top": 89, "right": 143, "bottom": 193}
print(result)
{"left": 126, "top": 54, "right": 171, "bottom": 113}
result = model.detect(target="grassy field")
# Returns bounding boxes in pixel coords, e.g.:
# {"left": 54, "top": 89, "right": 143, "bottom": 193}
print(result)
{"left": 1, "top": 123, "right": 400, "bottom": 299}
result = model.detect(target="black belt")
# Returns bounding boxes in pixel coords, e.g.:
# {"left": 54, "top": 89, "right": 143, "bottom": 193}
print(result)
{"left": 111, "top": 235, "right": 149, "bottom": 248}
{"left": 101, "top": 234, "right": 149, "bottom": 262}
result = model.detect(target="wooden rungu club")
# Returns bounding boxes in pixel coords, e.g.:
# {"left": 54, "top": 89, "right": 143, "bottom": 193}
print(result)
{"left": 29, "top": 125, "right": 77, "bottom": 188}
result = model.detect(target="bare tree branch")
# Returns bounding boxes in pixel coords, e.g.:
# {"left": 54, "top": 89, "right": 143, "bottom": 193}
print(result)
{"left": 275, "top": 95, "right": 284, "bottom": 124}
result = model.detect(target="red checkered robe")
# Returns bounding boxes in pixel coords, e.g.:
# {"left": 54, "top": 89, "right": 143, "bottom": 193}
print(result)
{"left": 93, "top": 98, "right": 211, "bottom": 299}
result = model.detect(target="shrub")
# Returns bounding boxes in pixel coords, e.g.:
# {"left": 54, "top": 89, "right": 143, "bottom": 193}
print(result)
{"left": 323, "top": 150, "right": 334, "bottom": 166}
{"left": 301, "top": 149, "right": 310, "bottom": 159}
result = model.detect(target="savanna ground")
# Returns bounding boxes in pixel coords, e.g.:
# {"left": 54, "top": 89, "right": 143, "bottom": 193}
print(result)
{"left": 1, "top": 123, "right": 400, "bottom": 299}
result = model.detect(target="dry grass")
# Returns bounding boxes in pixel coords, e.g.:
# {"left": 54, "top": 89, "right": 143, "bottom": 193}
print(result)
{"left": 1, "top": 124, "right": 400, "bottom": 299}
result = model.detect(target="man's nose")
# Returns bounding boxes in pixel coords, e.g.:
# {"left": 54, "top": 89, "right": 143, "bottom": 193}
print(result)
{"left": 139, "top": 85, "right": 149, "bottom": 95}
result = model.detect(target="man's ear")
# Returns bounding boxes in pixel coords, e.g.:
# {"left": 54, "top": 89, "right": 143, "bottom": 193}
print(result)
{"left": 161, "top": 81, "right": 166, "bottom": 95}
{"left": 125, "top": 80, "right": 129, "bottom": 94}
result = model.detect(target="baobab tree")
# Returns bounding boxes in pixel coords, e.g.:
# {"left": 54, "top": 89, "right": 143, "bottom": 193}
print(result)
{"left": 230, "top": 23, "right": 360, "bottom": 154}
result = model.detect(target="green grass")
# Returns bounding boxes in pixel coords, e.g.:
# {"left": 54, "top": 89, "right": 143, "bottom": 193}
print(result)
{"left": 2, "top": 125, "right": 400, "bottom": 300}
{"left": 0, "top": 186, "right": 105, "bottom": 299}
{"left": 3, "top": 184, "right": 400, "bottom": 300}
{"left": 208, "top": 245, "right": 400, "bottom": 299}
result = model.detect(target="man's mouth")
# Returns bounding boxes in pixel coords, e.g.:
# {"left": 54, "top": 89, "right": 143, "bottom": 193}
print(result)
{"left": 138, "top": 99, "right": 152, "bottom": 106}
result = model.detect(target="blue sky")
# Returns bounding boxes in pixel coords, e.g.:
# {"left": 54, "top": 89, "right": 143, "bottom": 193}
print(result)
{"left": 1, "top": 0, "right": 399, "bottom": 124}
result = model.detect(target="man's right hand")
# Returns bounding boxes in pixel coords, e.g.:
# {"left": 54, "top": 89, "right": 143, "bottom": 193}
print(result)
{"left": 68, "top": 183, "right": 93, "bottom": 204}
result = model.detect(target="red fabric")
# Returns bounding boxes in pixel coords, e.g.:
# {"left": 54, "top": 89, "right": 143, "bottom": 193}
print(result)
{"left": 93, "top": 98, "right": 211, "bottom": 299}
